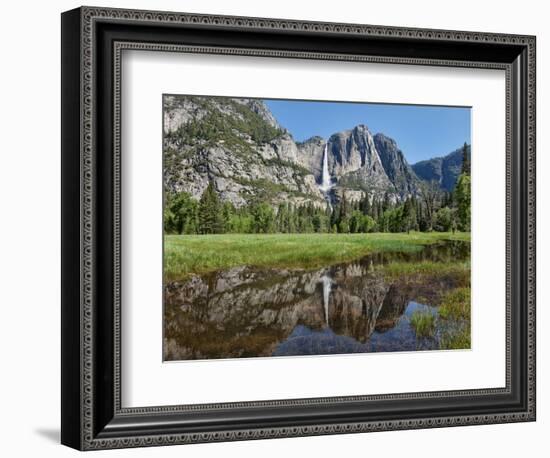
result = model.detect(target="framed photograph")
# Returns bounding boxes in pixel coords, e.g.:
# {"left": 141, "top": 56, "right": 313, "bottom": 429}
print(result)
{"left": 61, "top": 6, "right": 536, "bottom": 450}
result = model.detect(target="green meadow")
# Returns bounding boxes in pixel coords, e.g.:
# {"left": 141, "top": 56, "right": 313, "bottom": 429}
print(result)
{"left": 164, "top": 231, "right": 470, "bottom": 281}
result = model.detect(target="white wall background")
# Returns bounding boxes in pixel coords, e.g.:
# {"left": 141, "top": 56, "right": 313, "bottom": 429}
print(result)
{"left": 0, "top": 0, "right": 545, "bottom": 456}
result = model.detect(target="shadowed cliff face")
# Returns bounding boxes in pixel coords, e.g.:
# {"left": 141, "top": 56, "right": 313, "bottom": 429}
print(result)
{"left": 412, "top": 146, "right": 471, "bottom": 192}
{"left": 374, "top": 133, "right": 421, "bottom": 198}
{"left": 163, "top": 241, "right": 470, "bottom": 361}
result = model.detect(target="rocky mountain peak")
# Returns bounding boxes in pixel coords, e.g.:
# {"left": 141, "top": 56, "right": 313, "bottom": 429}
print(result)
{"left": 163, "top": 95, "right": 467, "bottom": 208}
{"left": 325, "top": 124, "right": 394, "bottom": 196}
{"left": 235, "top": 98, "right": 281, "bottom": 130}
{"left": 352, "top": 124, "right": 371, "bottom": 133}
{"left": 328, "top": 124, "right": 379, "bottom": 163}
{"left": 412, "top": 145, "right": 471, "bottom": 192}
{"left": 299, "top": 135, "right": 324, "bottom": 145}
{"left": 373, "top": 133, "right": 397, "bottom": 148}
{"left": 373, "top": 133, "right": 420, "bottom": 198}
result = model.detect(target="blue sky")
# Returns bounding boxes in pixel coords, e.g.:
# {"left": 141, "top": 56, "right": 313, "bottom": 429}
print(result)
{"left": 264, "top": 99, "right": 471, "bottom": 164}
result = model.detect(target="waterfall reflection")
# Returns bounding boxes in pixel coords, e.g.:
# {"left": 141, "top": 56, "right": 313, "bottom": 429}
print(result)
{"left": 164, "top": 241, "right": 470, "bottom": 361}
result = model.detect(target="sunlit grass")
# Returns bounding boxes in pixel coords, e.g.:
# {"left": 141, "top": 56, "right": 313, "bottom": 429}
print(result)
{"left": 439, "top": 288, "right": 471, "bottom": 321}
{"left": 440, "top": 326, "right": 471, "bottom": 349}
{"left": 410, "top": 311, "right": 436, "bottom": 338}
{"left": 438, "top": 287, "right": 471, "bottom": 350}
{"left": 164, "top": 232, "right": 470, "bottom": 281}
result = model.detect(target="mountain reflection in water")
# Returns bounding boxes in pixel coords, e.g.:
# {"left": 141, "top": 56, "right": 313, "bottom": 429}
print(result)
{"left": 164, "top": 241, "right": 469, "bottom": 361}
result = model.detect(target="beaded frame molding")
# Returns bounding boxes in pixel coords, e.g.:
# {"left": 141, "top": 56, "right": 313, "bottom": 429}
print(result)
{"left": 61, "top": 6, "right": 536, "bottom": 451}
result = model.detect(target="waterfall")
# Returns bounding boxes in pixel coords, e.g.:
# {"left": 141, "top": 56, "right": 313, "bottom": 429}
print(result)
{"left": 319, "top": 143, "right": 332, "bottom": 192}
{"left": 321, "top": 275, "right": 332, "bottom": 326}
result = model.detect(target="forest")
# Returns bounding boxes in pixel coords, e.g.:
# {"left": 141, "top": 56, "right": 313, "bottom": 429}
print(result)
{"left": 164, "top": 144, "right": 471, "bottom": 236}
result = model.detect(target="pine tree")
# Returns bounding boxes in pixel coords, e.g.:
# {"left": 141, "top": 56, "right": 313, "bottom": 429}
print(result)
{"left": 377, "top": 200, "right": 383, "bottom": 223}
{"left": 461, "top": 142, "right": 471, "bottom": 175}
{"left": 221, "top": 201, "right": 234, "bottom": 233}
{"left": 339, "top": 194, "right": 349, "bottom": 221}
{"left": 420, "top": 181, "right": 439, "bottom": 232}
{"left": 251, "top": 202, "right": 275, "bottom": 233}
{"left": 455, "top": 173, "right": 471, "bottom": 231}
{"left": 360, "top": 194, "right": 371, "bottom": 216}
{"left": 166, "top": 192, "right": 199, "bottom": 234}
{"left": 198, "top": 181, "right": 223, "bottom": 234}
{"left": 402, "top": 198, "right": 414, "bottom": 234}
{"left": 276, "top": 203, "right": 287, "bottom": 233}
{"left": 331, "top": 202, "right": 340, "bottom": 229}
{"left": 382, "top": 192, "right": 390, "bottom": 212}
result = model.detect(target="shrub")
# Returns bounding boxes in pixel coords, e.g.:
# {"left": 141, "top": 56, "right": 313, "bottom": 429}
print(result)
{"left": 410, "top": 310, "right": 436, "bottom": 337}
{"left": 440, "top": 326, "right": 471, "bottom": 350}
{"left": 439, "top": 288, "right": 470, "bottom": 321}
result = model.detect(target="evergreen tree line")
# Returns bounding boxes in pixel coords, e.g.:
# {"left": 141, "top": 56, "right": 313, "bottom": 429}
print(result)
{"left": 164, "top": 144, "right": 471, "bottom": 235}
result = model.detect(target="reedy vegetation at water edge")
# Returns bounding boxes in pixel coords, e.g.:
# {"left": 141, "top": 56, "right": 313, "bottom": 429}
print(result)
{"left": 164, "top": 232, "right": 470, "bottom": 281}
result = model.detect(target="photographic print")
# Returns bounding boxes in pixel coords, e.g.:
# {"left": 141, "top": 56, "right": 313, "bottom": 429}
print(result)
{"left": 162, "top": 95, "right": 471, "bottom": 361}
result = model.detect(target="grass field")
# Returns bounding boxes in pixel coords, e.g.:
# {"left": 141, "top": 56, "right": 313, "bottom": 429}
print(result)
{"left": 164, "top": 232, "right": 470, "bottom": 281}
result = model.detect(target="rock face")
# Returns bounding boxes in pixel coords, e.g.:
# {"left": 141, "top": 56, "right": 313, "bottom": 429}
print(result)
{"left": 327, "top": 125, "right": 396, "bottom": 198}
{"left": 163, "top": 95, "right": 467, "bottom": 207}
{"left": 412, "top": 146, "right": 470, "bottom": 192}
{"left": 295, "top": 136, "right": 324, "bottom": 180}
{"left": 163, "top": 95, "right": 324, "bottom": 208}
{"left": 374, "top": 133, "right": 421, "bottom": 198}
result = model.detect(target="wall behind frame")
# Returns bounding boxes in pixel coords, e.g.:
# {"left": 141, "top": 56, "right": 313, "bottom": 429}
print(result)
{"left": 0, "top": 0, "right": 545, "bottom": 457}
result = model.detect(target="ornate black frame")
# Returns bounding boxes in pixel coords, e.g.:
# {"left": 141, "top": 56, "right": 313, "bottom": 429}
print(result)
{"left": 61, "top": 6, "right": 536, "bottom": 450}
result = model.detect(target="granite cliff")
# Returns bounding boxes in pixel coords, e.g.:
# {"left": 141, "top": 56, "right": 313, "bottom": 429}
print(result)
{"left": 163, "top": 95, "right": 468, "bottom": 207}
